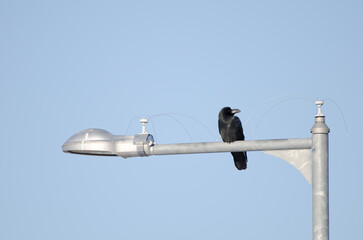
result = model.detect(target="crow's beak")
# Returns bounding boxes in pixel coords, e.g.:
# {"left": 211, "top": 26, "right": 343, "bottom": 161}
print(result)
{"left": 231, "top": 109, "right": 241, "bottom": 115}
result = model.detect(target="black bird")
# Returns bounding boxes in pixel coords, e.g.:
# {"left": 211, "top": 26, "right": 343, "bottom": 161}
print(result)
{"left": 218, "top": 107, "right": 248, "bottom": 170}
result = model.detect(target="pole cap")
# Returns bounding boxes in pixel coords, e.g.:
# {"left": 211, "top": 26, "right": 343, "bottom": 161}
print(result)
{"left": 315, "top": 100, "right": 324, "bottom": 117}
{"left": 311, "top": 100, "right": 330, "bottom": 133}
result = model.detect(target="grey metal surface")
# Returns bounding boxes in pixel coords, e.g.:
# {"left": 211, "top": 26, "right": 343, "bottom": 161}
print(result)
{"left": 62, "top": 129, "right": 154, "bottom": 158}
{"left": 145, "top": 138, "right": 312, "bottom": 156}
{"left": 112, "top": 133, "right": 154, "bottom": 158}
{"left": 62, "top": 128, "right": 116, "bottom": 156}
{"left": 265, "top": 149, "right": 312, "bottom": 184}
{"left": 311, "top": 113, "right": 330, "bottom": 240}
{"left": 63, "top": 128, "right": 312, "bottom": 158}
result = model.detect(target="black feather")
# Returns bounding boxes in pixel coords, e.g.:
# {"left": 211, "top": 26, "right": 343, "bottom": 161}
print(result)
{"left": 218, "top": 107, "right": 248, "bottom": 170}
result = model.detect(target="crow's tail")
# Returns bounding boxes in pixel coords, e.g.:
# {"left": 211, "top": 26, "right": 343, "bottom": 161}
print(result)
{"left": 231, "top": 151, "right": 248, "bottom": 170}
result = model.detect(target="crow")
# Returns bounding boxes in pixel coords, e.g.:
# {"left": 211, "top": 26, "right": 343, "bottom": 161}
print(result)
{"left": 218, "top": 107, "right": 247, "bottom": 170}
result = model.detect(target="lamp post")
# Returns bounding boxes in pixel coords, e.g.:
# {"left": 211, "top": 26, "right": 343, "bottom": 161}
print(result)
{"left": 62, "top": 101, "right": 329, "bottom": 240}
{"left": 311, "top": 101, "right": 330, "bottom": 240}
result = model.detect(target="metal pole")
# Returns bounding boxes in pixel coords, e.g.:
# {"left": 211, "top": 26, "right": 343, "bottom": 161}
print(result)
{"left": 311, "top": 101, "right": 330, "bottom": 240}
{"left": 145, "top": 138, "right": 312, "bottom": 156}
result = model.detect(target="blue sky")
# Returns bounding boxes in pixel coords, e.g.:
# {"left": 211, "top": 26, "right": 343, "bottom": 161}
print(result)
{"left": 1, "top": 1, "right": 362, "bottom": 239}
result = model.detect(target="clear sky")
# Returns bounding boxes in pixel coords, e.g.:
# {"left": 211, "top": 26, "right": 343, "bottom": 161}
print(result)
{"left": 1, "top": 1, "right": 362, "bottom": 239}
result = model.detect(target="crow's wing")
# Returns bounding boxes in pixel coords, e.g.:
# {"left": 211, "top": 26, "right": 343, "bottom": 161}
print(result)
{"left": 232, "top": 116, "right": 245, "bottom": 141}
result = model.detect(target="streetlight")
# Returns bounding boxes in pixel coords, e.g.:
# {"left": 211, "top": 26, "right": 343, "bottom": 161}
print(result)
{"left": 62, "top": 101, "right": 329, "bottom": 240}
